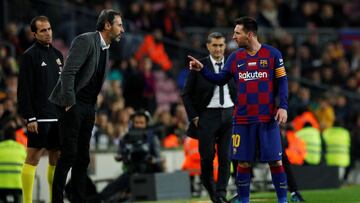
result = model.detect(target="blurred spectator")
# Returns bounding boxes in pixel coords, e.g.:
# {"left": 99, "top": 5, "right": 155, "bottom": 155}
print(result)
{"left": 92, "top": 111, "right": 114, "bottom": 150}
{"left": 289, "top": 85, "right": 312, "bottom": 120}
{"left": 134, "top": 29, "right": 173, "bottom": 71}
{"left": 257, "top": 0, "right": 281, "bottom": 28}
{"left": 171, "top": 102, "right": 188, "bottom": 140}
{"left": 321, "top": 66, "right": 334, "bottom": 85}
{"left": 3, "top": 23, "right": 22, "bottom": 55}
{"left": 111, "top": 108, "right": 130, "bottom": 145}
{"left": 292, "top": 1, "right": 320, "bottom": 28}
{"left": 122, "top": 57, "right": 146, "bottom": 110}
{"left": 334, "top": 58, "right": 351, "bottom": 86}
{"left": 318, "top": 3, "right": 343, "bottom": 28}
{"left": 140, "top": 57, "right": 156, "bottom": 114}
{"left": 299, "top": 43, "right": 315, "bottom": 77}
{"left": 0, "top": 125, "right": 26, "bottom": 203}
{"left": 347, "top": 41, "right": 360, "bottom": 71}
{"left": 334, "top": 94, "right": 350, "bottom": 127}
{"left": 343, "top": 0, "right": 360, "bottom": 26}
{"left": 323, "top": 122, "right": 351, "bottom": 168}
{"left": 104, "top": 80, "right": 123, "bottom": 103}
{"left": 153, "top": 109, "right": 175, "bottom": 140}
{"left": 18, "top": 25, "right": 34, "bottom": 51}
{"left": 326, "top": 41, "right": 345, "bottom": 61}
{"left": 125, "top": 1, "right": 154, "bottom": 32}
{"left": 314, "top": 95, "right": 335, "bottom": 131}
{"left": 343, "top": 113, "right": 360, "bottom": 183}
{"left": 185, "top": 0, "right": 213, "bottom": 27}
{"left": 154, "top": 0, "right": 184, "bottom": 39}
{"left": 296, "top": 124, "right": 321, "bottom": 165}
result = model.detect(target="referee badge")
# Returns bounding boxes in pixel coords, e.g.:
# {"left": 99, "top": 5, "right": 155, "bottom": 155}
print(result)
{"left": 56, "top": 58, "right": 62, "bottom": 65}
{"left": 56, "top": 58, "right": 63, "bottom": 74}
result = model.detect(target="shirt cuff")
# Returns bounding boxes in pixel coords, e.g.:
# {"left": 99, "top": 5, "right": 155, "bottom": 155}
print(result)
{"left": 27, "top": 117, "right": 37, "bottom": 123}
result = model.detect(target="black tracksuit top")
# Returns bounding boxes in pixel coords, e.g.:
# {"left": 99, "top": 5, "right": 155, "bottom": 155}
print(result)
{"left": 17, "top": 41, "right": 63, "bottom": 122}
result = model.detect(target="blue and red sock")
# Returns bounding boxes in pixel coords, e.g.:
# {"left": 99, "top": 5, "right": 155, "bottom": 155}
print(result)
{"left": 236, "top": 165, "right": 251, "bottom": 203}
{"left": 270, "top": 165, "right": 288, "bottom": 203}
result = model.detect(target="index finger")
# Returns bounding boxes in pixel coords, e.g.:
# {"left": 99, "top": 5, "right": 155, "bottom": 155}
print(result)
{"left": 187, "top": 55, "right": 197, "bottom": 61}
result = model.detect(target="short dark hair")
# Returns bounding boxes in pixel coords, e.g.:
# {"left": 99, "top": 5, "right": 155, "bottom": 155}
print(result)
{"left": 30, "top": 15, "right": 49, "bottom": 32}
{"left": 206, "top": 32, "right": 225, "bottom": 43}
{"left": 3, "top": 126, "right": 16, "bottom": 140}
{"left": 130, "top": 110, "right": 151, "bottom": 124}
{"left": 96, "top": 9, "right": 121, "bottom": 31}
{"left": 234, "top": 17, "right": 258, "bottom": 35}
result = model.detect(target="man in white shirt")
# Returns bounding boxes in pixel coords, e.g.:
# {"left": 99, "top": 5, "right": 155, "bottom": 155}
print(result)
{"left": 182, "top": 32, "right": 236, "bottom": 203}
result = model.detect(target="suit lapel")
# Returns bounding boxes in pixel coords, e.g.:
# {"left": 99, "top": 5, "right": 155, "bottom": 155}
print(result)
{"left": 103, "top": 49, "right": 110, "bottom": 82}
{"left": 206, "top": 56, "right": 216, "bottom": 73}
{"left": 95, "top": 32, "right": 101, "bottom": 71}
{"left": 203, "top": 56, "right": 216, "bottom": 91}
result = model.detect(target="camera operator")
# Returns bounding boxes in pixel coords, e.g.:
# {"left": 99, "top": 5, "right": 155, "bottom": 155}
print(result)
{"left": 88, "top": 110, "right": 163, "bottom": 202}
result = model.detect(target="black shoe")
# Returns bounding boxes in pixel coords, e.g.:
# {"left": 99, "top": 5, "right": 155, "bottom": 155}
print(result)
{"left": 291, "top": 191, "right": 305, "bottom": 202}
{"left": 215, "top": 196, "right": 229, "bottom": 203}
{"left": 229, "top": 194, "right": 239, "bottom": 203}
{"left": 210, "top": 195, "right": 217, "bottom": 203}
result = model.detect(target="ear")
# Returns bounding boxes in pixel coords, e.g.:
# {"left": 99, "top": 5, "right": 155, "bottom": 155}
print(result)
{"left": 206, "top": 43, "right": 211, "bottom": 51}
{"left": 105, "top": 21, "right": 111, "bottom": 30}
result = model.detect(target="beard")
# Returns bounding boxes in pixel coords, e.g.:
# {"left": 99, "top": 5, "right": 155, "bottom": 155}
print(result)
{"left": 237, "top": 42, "right": 247, "bottom": 49}
{"left": 114, "top": 35, "right": 121, "bottom": 42}
{"left": 111, "top": 32, "right": 122, "bottom": 42}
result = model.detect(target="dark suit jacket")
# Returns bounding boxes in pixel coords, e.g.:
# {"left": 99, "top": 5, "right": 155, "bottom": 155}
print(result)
{"left": 49, "top": 32, "right": 109, "bottom": 107}
{"left": 181, "top": 56, "right": 237, "bottom": 138}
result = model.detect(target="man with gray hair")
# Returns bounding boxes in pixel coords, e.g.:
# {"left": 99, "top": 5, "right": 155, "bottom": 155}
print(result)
{"left": 49, "top": 9, "right": 124, "bottom": 203}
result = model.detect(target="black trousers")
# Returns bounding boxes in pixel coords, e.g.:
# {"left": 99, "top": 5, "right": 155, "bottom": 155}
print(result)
{"left": 282, "top": 144, "right": 298, "bottom": 193}
{"left": 52, "top": 102, "right": 95, "bottom": 203}
{"left": 96, "top": 172, "right": 131, "bottom": 201}
{"left": 198, "top": 107, "right": 233, "bottom": 198}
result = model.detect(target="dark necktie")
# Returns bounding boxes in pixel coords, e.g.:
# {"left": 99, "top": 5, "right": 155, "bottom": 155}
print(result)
{"left": 216, "top": 62, "right": 224, "bottom": 105}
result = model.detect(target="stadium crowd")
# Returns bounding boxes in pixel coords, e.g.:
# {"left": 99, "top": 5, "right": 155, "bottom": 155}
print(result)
{"left": 0, "top": 0, "right": 360, "bottom": 187}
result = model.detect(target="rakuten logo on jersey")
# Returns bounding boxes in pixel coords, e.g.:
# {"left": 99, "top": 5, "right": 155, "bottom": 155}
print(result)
{"left": 238, "top": 71, "right": 268, "bottom": 81}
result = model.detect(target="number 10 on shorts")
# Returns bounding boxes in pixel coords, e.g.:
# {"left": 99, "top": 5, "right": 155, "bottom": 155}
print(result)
{"left": 232, "top": 134, "right": 240, "bottom": 147}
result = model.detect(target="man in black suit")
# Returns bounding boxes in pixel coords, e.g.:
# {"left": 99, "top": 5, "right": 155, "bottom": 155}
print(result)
{"left": 49, "top": 9, "right": 124, "bottom": 203}
{"left": 182, "top": 32, "right": 236, "bottom": 203}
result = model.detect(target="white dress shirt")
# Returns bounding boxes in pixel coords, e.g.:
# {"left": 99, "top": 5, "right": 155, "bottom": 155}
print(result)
{"left": 207, "top": 55, "right": 234, "bottom": 108}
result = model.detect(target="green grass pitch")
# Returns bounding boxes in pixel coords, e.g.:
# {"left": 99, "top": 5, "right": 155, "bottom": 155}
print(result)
{"left": 138, "top": 185, "right": 360, "bottom": 203}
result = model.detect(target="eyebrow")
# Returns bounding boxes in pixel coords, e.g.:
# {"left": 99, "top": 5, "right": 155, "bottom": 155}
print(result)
{"left": 39, "top": 27, "right": 51, "bottom": 32}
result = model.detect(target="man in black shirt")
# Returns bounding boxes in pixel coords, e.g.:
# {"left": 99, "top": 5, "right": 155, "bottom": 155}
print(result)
{"left": 17, "top": 15, "right": 63, "bottom": 203}
{"left": 49, "top": 9, "right": 124, "bottom": 203}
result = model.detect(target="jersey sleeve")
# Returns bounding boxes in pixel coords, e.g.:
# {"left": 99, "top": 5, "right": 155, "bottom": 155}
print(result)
{"left": 224, "top": 52, "right": 237, "bottom": 75}
{"left": 274, "top": 50, "right": 286, "bottom": 78}
{"left": 273, "top": 49, "right": 288, "bottom": 110}
{"left": 17, "top": 52, "right": 36, "bottom": 122}
{"left": 199, "top": 52, "right": 235, "bottom": 86}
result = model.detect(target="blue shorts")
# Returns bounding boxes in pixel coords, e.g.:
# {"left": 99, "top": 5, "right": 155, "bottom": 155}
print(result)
{"left": 230, "top": 120, "right": 282, "bottom": 162}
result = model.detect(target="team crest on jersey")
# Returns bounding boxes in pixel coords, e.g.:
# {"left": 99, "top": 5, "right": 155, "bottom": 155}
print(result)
{"left": 260, "top": 59, "right": 268, "bottom": 68}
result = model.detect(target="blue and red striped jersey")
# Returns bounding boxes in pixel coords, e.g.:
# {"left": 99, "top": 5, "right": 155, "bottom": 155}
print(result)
{"left": 200, "top": 44, "right": 288, "bottom": 124}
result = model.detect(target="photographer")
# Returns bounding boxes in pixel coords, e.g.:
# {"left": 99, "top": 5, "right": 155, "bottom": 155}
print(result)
{"left": 88, "top": 110, "right": 163, "bottom": 202}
